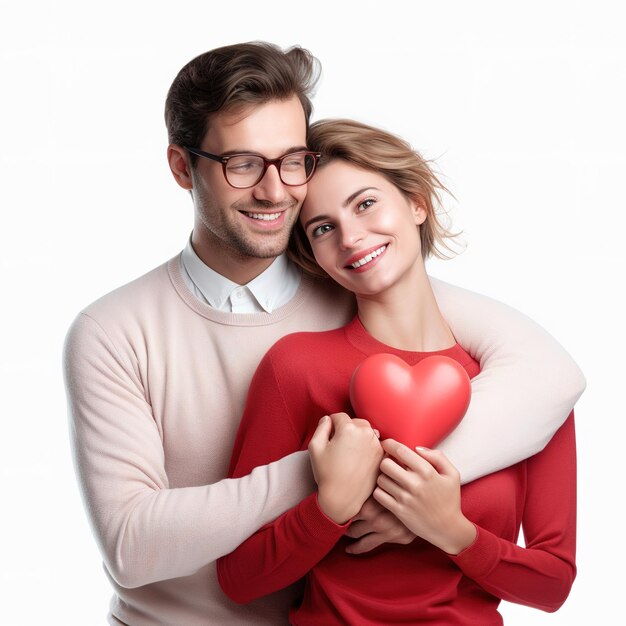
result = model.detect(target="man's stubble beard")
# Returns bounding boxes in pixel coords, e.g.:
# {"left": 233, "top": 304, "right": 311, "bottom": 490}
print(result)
{"left": 196, "top": 192, "right": 301, "bottom": 261}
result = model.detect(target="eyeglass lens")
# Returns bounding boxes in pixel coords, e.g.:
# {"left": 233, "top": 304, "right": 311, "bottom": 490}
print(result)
{"left": 225, "top": 153, "right": 316, "bottom": 188}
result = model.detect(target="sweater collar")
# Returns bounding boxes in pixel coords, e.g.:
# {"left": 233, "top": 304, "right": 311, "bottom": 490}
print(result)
{"left": 344, "top": 315, "right": 474, "bottom": 367}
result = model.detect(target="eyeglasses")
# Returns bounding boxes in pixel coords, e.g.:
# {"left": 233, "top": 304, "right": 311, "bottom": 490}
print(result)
{"left": 185, "top": 147, "right": 321, "bottom": 189}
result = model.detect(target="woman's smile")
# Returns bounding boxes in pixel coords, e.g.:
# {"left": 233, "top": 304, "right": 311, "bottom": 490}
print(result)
{"left": 344, "top": 244, "right": 388, "bottom": 271}
{"left": 300, "top": 160, "right": 425, "bottom": 296}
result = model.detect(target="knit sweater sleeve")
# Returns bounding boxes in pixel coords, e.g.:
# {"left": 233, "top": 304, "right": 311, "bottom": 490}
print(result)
{"left": 63, "top": 313, "right": 315, "bottom": 589}
{"left": 217, "top": 347, "right": 347, "bottom": 604}
{"left": 431, "top": 278, "right": 586, "bottom": 483}
{"left": 449, "top": 413, "right": 577, "bottom": 611}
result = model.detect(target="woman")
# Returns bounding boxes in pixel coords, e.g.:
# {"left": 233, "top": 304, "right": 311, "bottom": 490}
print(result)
{"left": 217, "top": 120, "right": 576, "bottom": 624}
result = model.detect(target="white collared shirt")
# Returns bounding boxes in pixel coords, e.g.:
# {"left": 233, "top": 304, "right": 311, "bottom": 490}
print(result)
{"left": 180, "top": 239, "right": 301, "bottom": 313}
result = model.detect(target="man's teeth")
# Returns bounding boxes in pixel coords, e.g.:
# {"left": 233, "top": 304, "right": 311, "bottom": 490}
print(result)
{"left": 351, "top": 245, "right": 387, "bottom": 269}
{"left": 245, "top": 212, "right": 281, "bottom": 221}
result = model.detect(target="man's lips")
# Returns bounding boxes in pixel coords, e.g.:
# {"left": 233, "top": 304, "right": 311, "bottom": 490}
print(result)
{"left": 238, "top": 209, "right": 289, "bottom": 229}
{"left": 241, "top": 211, "right": 283, "bottom": 222}
{"left": 344, "top": 244, "right": 388, "bottom": 270}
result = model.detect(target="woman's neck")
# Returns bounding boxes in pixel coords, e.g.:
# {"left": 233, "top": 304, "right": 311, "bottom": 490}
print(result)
{"left": 355, "top": 263, "right": 455, "bottom": 352}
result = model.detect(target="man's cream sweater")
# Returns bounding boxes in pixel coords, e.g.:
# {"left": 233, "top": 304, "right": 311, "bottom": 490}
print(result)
{"left": 63, "top": 255, "right": 585, "bottom": 625}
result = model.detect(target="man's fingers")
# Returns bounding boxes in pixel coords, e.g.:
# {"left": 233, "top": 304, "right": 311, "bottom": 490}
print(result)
{"left": 345, "top": 532, "right": 386, "bottom": 554}
{"left": 308, "top": 415, "right": 332, "bottom": 451}
{"left": 345, "top": 520, "right": 369, "bottom": 539}
{"left": 328, "top": 412, "right": 352, "bottom": 429}
{"left": 329, "top": 413, "right": 378, "bottom": 436}
{"left": 345, "top": 500, "right": 417, "bottom": 553}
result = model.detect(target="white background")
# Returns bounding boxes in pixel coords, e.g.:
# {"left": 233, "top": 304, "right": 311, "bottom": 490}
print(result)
{"left": 1, "top": 0, "right": 624, "bottom": 624}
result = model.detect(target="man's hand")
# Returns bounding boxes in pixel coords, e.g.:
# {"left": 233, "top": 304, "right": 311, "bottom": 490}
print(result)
{"left": 309, "top": 413, "right": 383, "bottom": 525}
{"left": 344, "top": 496, "right": 416, "bottom": 554}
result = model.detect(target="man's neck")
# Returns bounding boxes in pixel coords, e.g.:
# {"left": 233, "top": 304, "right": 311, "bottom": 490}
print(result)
{"left": 191, "top": 233, "right": 277, "bottom": 285}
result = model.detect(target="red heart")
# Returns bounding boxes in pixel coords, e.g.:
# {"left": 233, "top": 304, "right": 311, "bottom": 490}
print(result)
{"left": 350, "top": 354, "right": 471, "bottom": 449}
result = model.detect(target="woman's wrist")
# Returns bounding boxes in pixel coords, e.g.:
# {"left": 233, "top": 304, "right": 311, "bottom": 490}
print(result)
{"left": 437, "top": 516, "right": 477, "bottom": 555}
{"left": 317, "top": 488, "right": 356, "bottom": 525}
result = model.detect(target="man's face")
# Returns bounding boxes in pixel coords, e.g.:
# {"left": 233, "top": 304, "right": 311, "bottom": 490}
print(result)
{"left": 189, "top": 97, "right": 308, "bottom": 274}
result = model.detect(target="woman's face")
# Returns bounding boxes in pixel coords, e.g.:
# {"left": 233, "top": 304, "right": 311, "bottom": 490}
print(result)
{"left": 300, "top": 160, "right": 426, "bottom": 297}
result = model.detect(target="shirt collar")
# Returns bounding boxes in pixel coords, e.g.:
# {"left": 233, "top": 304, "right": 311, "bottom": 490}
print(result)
{"left": 247, "top": 252, "right": 300, "bottom": 313}
{"left": 180, "top": 238, "right": 300, "bottom": 313}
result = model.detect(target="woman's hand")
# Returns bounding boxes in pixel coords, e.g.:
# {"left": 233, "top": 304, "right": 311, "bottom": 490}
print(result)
{"left": 373, "top": 439, "right": 476, "bottom": 555}
{"left": 309, "top": 413, "right": 383, "bottom": 524}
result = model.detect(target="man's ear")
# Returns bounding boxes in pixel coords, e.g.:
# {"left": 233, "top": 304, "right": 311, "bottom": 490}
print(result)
{"left": 167, "top": 145, "right": 193, "bottom": 190}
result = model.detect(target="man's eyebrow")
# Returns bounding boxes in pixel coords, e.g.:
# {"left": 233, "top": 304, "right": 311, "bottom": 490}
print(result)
{"left": 219, "top": 146, "right": 309, "bottom": 157}
{"left": 303, "top": 187, "right": 381, "bottom": 230}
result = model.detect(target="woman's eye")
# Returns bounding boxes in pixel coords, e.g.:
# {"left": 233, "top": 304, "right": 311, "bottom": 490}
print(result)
{"left": 358, "top": 198, "right": 376, "bottom": 211}
{"left": 311, "top": 223, "right": 334, "bottom": 238}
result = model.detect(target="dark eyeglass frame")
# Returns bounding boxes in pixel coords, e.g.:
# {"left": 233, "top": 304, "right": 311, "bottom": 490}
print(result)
{"left": 185, "top": 147, "right": 321, "bottom": 189}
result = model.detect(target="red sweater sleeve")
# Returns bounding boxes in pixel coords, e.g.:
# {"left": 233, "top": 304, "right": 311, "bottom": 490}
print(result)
{"left": 449, "top": 412, "right": 577, "bottom": 612}
{"left": 217, "top": 349, "right": 347, "bottom": 604}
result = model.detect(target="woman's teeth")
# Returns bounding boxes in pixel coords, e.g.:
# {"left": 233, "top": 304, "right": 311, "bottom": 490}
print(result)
{"left": 351, "top": 245, "right": 387, "bottom": 269}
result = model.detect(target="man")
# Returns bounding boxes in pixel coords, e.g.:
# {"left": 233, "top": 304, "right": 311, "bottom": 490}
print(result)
{"left": 64, "top": 42, "right": 584, "bottom": 625}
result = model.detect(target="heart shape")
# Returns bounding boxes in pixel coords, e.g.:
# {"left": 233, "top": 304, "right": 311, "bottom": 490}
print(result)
{"left": 350, "top": 354, "right": 471, "bottom": 449}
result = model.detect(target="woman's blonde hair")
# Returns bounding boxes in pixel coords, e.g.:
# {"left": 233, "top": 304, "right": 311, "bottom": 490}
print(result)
{"left": 288, "top": 119, "right": 459, "bottom": 278}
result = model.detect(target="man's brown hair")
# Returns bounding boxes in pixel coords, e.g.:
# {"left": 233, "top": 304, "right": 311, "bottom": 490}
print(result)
{"left": 165, "top": 42, "right": 320, "bottom": 163}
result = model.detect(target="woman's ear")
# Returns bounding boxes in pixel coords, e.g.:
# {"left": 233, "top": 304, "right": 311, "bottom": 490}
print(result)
{"left": 411, "top": 199, "right": 427, "bottom": 226}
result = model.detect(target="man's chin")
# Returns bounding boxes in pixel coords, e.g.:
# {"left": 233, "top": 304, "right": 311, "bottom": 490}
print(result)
{"left": 234, "top": 234, "right": 292, "bottom": 260}
{"left": 237, "top": 220, "right": 297, "bottom": 258}
{"left": 249, "top": 243, "right": 290, "bottom": 259}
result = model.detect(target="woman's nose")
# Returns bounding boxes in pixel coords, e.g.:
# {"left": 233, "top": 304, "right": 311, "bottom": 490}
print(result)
{"left": 338, "top": 222, "right": 365, "bottom": 249}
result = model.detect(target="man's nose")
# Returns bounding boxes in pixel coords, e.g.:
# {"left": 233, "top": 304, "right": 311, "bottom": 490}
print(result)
{"left": 252, "top": 164, "right": 288, "bottom": 204}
